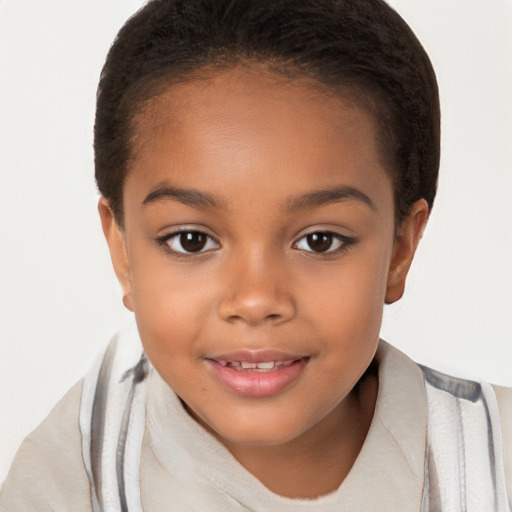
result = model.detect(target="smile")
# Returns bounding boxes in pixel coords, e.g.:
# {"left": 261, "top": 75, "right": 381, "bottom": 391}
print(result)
{"left": 206, "top": 353, "right": 309, "bottom": 398}
{"left": 216, "top": 359, "right": 296, "bottom": 372}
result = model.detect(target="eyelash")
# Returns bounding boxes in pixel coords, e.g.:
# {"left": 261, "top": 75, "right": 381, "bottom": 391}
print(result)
{"left": 156, "top": 230, "right": 220, "bottom": 256}
{"left": 156, "top": 229, "right": 356, "bottom": 257}
{"left": 293, "top": 231, "right": 356, "bottom": 256}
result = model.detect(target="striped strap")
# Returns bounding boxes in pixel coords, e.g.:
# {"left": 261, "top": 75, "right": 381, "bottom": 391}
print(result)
{"left": 80, "top": 327, "right": 150, "bottom": 512}
{"left": 79, "top": 333, "right": 509, "bottom": 511}
{"left": 421, "top": 366, "right": 510, "bottom": 512}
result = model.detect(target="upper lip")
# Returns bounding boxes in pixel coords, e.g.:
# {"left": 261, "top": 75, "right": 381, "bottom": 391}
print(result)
{"left": 205, "top": 349, "right": 308, "bottom": 364}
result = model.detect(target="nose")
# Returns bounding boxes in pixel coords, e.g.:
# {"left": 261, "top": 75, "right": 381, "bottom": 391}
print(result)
{"left": 217, "top": 251, "right": 296, "bottom": 326}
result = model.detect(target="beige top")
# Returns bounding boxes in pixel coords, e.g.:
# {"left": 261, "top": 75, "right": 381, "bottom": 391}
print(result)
{"left": 1, "top": 341, "right": 510, "bottom": 511}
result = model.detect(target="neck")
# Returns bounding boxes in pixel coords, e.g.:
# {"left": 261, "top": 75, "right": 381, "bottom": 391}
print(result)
{"left": 221, "top": 366, "right": 378, "bottom": 499}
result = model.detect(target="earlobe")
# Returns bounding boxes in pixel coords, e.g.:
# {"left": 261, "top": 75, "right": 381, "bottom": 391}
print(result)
{"left": 385, "top": 199, "right": 429, "bottom": 304}
{"left": 98, "top": 197, "right": 134, "bottom": 311}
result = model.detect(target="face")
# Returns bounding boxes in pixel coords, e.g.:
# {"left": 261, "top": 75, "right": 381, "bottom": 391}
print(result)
{"left": 100, "top": 67, "right": 427, "bottom": 449}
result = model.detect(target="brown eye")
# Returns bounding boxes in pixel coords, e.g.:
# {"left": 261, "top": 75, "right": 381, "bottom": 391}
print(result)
{"left": 306, "top": 233, "right": 334, "bottom": 252}
{"left": 180, "top": 232, "right": 207, "bottom": 252}
{"left": 295, "top": 231, "right": 354, "bottom": 254}
{"left": 163, "top": 230, "right": 219, "bottom": 254}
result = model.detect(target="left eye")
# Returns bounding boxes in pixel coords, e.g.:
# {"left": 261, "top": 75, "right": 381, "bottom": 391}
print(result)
{"left": 163, "top": 231, "right": 220, "bottom": 254}
{"left": 294, "top": 232, "right": 348, "bottom": 253}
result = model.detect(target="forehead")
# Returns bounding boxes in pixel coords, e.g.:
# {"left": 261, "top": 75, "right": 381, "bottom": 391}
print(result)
{"left": 127, "top": 66, "right": 392, "bottom": 211}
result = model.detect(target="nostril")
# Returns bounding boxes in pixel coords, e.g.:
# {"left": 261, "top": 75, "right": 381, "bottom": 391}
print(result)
{"left": 217, "top": 287, "right": 296, "bottom": 326}
{"left": 227, "top": 314, "right": 243, "bottom": 323}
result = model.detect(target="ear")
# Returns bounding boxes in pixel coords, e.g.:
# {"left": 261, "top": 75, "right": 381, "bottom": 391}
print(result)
{"left": 385, "top": 199, "right": 429, "bottom": 304}
{"left": 98, "top": 197, "right": 134, "bottom": 311}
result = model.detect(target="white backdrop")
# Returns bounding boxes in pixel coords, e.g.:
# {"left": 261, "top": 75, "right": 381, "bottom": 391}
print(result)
{"left": 1, "top": 0, "right": 511, "bottom": 483}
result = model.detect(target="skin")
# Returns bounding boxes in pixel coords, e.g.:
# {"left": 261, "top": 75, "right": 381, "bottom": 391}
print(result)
{"left": 99, "top": 67, "right": 428, "bottom": 498}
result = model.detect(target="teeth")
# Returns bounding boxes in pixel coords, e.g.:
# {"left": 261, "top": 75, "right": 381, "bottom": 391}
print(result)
{"left": 222, "top": 360, "right": 296, "bottom": 371}
{"left": 214, "top": 357, "right": 303, "bottom": 371}
{"left": 256, "top": 361, "right": 275, "bottom": 369}
{"left": 239, "top": 361, "right": 276, "bottom": 369}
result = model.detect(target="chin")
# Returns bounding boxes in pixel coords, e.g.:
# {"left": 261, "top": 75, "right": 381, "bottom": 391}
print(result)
{"left": 201, "top": 409, "right": 312, "bottom": 447}
{"left": 218, "top": 428, "right": 301, "bottom": 448}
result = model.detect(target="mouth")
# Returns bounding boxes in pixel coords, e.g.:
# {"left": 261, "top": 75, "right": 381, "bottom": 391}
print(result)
{"left": 205, "top": 352, "right": 309, "bottom": 398}
{"left": 215, "top": 359, "right": 298, "bottom": 372}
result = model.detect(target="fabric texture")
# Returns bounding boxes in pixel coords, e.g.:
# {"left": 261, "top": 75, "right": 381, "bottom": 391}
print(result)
{"left": 420, "top": 367, "right": 510, "bottom": 511}
{"left": 1, "top": 326, "right": 511, "bottom": 511}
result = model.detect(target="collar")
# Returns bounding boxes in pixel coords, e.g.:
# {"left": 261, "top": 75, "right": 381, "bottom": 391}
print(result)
{"left": 145, "top": 340, "right": 427, "bottom": 511}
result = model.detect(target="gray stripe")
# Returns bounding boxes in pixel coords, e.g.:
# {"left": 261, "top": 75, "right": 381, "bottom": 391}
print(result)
{"left": 116, "top": 354, "right": 149, "bottom": 512}
{"left": 420, "top": 365, "right": 481, "bottom": 402}
{"left": 455, "top": 398, "right": 467, "bottom": 512}
{"left": 482, "top": 390, "right": 499, "bottom": 510}
{"left": 421, "top": 365, "right": 501, "bottom": 511}
{"left": 90, "top": 336, "right": 118, "bottom": 510}
{"left": 422, "top": 446, "right": 443, "bottom": 512}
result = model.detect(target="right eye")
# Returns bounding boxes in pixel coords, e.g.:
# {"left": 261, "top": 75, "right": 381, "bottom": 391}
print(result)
{"left": 294, "top": 231, "right": 355, "bottom": 254}
{"left": 160, "top": 230, "right": 220, "bottom": 254}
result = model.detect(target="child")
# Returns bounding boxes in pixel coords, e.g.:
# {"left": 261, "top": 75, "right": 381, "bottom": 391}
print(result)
{"left": 1, "top": 0, "right": 510, "bottom": 510}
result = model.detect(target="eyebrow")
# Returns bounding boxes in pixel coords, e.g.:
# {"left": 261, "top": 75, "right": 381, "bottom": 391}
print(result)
{"left": 142, "top": 183, "right": 226, "bottom": 210}
{"left": 286, "top": 185, "right": 376, "bottom": 212}
{"left": 142, "top": 182, "right": 375, "bottom": 212}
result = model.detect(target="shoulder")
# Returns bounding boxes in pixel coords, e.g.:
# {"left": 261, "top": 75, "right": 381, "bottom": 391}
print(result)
{"left": 494, "top": 384, "right": 512, "bottom": 433}
{"left": 0, "top": 380, "right": 92, "bottom": 512}
{"left": 494, "top": 384, "right": 512, "bottom": 504}
{"left": 419, "top": 363, "right": 512, "bottom": 508}
{"left": 378, "top": 340, "right": 512, "bottom": 507}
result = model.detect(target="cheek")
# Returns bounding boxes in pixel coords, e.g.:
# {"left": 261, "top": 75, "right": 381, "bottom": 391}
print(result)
{"left": 127, "top": 249, "right": 219, "bottom": 360}
{"left": 302, "top": 257, "right": 388, "bottom": 393}
{"left": 129, "top": 238, "right": 216, "bottom": 310}
{"left": 299, "top": 249, "right": 391, "bottom": 332}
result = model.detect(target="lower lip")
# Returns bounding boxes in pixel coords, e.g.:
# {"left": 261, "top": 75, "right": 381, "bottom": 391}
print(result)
{"left": 206, "top": 359, "right": 308, "bottom": 398}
